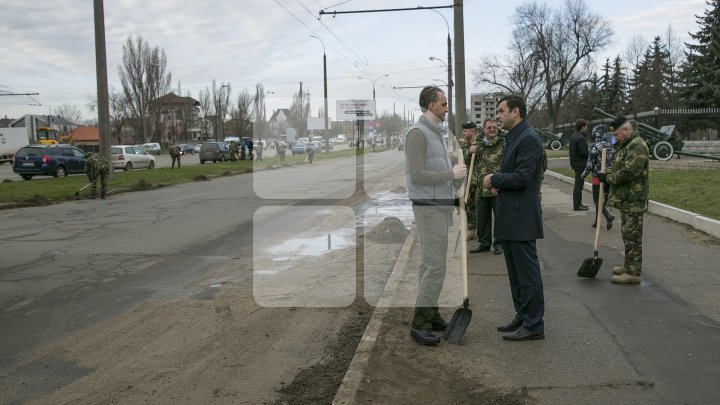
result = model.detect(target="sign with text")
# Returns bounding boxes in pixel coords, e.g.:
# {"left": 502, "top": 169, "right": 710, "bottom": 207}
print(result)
{"left": 336, "top": 100, "right": 375, "bottom": 120}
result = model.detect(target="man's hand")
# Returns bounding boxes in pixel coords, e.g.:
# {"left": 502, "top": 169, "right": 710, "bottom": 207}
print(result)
{"left": 483, "top": 174, "right": 493, "bottom": 189}
{"left": 469, "top": 144, "right": 478, "bottom": 154}
{"left": 452, "top": 163, "right": 467, "bottom": 179}
{"left": 491, "top": 188, "right": 498, "bottom": 197}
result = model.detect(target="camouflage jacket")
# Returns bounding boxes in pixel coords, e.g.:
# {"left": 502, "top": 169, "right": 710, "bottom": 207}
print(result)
{"left": 85, "top": 153, "right": 109, "bottom": 176}
{"left": 607, "top": 130, "right": 649, "bottom": 212}
{"left": 169, "top": 145, "right": 181, "bottom": 157}
{"left": 474, "top": 136, "right": 505, "bottom": 197}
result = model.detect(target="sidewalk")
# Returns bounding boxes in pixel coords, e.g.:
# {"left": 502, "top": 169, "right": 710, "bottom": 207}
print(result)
{"left": 335, "top": 175, "right": 720, "bottom": 404}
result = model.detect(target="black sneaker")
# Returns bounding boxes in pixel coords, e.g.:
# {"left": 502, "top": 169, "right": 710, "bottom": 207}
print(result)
{"left": 410, "top": 328, "right": 441, "bottom": 345}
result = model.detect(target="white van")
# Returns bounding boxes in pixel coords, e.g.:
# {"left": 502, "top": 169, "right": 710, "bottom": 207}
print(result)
{"left": 336, "top": 134, "right": 347, "bottom": 142}
{"left": 142, "top": 142, "right": 161, "bottom": 155}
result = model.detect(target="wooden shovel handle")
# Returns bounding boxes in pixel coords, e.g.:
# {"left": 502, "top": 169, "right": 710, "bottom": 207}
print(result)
{"left": 593, "top": 148, "right": 607, "bottom": 252}
{"left": 464, "top": 150, "right": 476, "bottom": 205}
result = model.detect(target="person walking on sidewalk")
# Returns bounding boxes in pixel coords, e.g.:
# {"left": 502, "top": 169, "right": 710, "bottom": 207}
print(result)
{"left": 482, "top": 95, "right": 545, "bottom": 341}
{"left": 598, "top": 116, "right": 649, "bottom": 284}
{"left": 405, "top": 85, "right": 467, "bottom": 346}
{"left": 461, "top": 121, "right": 479, "bottom": 241}
{"left": 569, "top": 119, "right": 590, "bottom": 211}
{"left": 581, "top": 124, "right": 615, "bottom": 230}
{"left": 469, "top": 118, "right": 504, "bottom": 255}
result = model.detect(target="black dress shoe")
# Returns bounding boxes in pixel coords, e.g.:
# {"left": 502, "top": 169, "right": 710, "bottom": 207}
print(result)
{"left": 580, "top": 204, "right": 589, "bottom": 208}
{"left": 469, "top": 245, "right": 491, "bottom": 253}
{"left": 430, "top": 317, "right": 448, "bottom": 331}
{"left": 493, "top": 246, "right": 503, "bottom": 255}
{"left": 496, "top": 318, "right": 523, "bottom": 332}
{"left": 503, "top": 328, "right": 545, "bottom": 341}
{"left": 410, "top": 328, "right": 441, "bottom": 345}
{"left": 574, "top": 206, "right": 589, "bottom": 211}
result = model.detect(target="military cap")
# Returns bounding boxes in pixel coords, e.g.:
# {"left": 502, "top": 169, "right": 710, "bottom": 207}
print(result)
{"left": 461, "top": 122, "right": 477, "bottom": 129}
{"left": 609, "top": 116, "right": 628, "bottom": 132}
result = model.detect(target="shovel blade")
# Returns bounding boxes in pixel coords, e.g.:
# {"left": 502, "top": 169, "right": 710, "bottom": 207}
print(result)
{"left": 577, "top": 257, "right": 603, "bottom": 278}
{"left": 444, "top": 307, "right": 472, "bottom": 344}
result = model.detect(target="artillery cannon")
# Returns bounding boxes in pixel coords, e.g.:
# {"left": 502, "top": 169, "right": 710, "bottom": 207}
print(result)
{"left": 537, "top": 130, "right": 563, "bottom": 151}
{"left": 593, "top": 107, "right": 686, "bottom": 161}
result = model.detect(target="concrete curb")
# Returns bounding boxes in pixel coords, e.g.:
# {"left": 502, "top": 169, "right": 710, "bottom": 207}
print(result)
{"left": 545, "top": 170, "right": 720, "bottom": 239}
{"left": 332, "top": 228, "right": 417, "bottom": 405}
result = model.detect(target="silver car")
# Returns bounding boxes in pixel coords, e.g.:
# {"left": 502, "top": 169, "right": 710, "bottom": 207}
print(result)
{"left": 111, "top": 145, "right": 156, "bottom": 171}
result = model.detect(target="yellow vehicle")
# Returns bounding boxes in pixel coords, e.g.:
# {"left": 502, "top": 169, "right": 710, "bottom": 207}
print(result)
{"left": 35, "top": 127, "right": 59, "bottom": 145}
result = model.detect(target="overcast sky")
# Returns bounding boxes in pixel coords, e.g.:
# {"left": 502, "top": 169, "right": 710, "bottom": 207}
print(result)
{"left": 0, "top": 0, "right": 709, "bottom": 123}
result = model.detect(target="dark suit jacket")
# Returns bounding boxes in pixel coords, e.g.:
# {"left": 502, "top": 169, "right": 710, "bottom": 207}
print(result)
{"left": 490, "top": 120, "right": 544, "bottom": 241}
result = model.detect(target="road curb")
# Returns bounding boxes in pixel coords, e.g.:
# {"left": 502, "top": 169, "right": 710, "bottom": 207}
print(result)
{"left": 332, "top": 227, "right": 417, "bottom": 405}
{"left": 545, "top": 170, "right": 720, "bottom": 239}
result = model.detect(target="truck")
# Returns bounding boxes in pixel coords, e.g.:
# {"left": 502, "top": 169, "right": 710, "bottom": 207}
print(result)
{"left": 0, "top": 116, "right": 63, "bottom": 163}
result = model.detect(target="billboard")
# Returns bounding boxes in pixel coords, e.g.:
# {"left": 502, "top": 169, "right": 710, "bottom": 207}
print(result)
{"left": 336, "top": 100, "right": 375, "bottom": 121}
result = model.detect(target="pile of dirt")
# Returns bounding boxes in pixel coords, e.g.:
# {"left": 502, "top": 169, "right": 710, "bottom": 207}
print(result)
{"left": 365, "top": 216, "right": 409, "bottom": 244}
{"left": 21, "top": 194, "right": 51, "bottom": 207}
{"left": 2, "top": 178, "right": 13, "bottom": 183}
{"left": 130, "top": 179, "right": 153, "bottom": 191}
{"left": 193, "top": 174, "right": 209, "bottom": 181}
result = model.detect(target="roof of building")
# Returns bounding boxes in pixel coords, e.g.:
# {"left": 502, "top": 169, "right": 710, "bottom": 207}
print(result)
{"left": 71, "top": 125, "right": 99, "bottom": 141}
{"left": 152, "top": 92, "right": 200, "bottom": 106}
{"left": 269, "top": 109, "right": 290, "bottom": 121}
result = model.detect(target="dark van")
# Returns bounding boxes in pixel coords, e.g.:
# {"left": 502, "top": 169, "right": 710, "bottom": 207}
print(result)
{"left": 199, "top": 142, "right": 231, "bottom": 164}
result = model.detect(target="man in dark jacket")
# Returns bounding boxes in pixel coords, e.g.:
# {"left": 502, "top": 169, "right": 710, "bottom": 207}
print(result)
{"left": 569, "top": 119, "right": 589, "bottom": 211}
{"left": 483, "top": 95, "right": 545, "bottom": 341}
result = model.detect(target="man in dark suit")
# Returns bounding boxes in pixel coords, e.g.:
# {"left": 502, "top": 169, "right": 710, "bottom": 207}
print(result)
{"left": 569, "top": 119, "right": 589, "bottom": 211}
{"left": 482, "top": 94, "right": 545, "bottom": 341}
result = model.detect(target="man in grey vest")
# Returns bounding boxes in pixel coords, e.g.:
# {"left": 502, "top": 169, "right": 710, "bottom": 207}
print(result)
{"left": 405, "top": 85, "right": 467, "bottom": 345}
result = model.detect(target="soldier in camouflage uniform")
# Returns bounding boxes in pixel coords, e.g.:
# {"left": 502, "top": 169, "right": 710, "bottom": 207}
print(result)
{"left": 598, "top": 116, "right": 649, "bottom": 284}
{"left": 169, "top": 145, "right": 181, "bottom": 169}
{"left": 469, "top": 118, "right": 505, "bottom": 255}
{"left": 461, "top": 122, "right": 479, "bottom": 240}
{"left": 85, "top": 152, "right": 109, "bottom": 199}
{"left": 228, "top": 141, "right": 239, "bottom": 162}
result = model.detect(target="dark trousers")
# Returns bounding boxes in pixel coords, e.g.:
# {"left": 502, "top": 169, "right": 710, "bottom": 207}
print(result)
{"left": 573, "top": 170, "right": 585, "bottom": 208}
{"left": 475, "top": 196, "right": 500, "bottom": 249}
{"left": 592, "top": 182, "right": 611, "bottom": 223}
{"left": 501, "top": 240, "right": 544, "bottom": 332}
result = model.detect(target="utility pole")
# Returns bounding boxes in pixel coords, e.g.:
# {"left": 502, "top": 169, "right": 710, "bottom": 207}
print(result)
{"left": 93, "top": 0, "right": 112, "bottom": 176}
{"left": 453, "top": 0, "right": 466, "bottom": 138}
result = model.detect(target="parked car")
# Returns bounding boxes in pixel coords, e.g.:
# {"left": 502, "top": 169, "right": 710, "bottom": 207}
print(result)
{"left": 142, "top": 142, "right": 161, "bottom": 155}
{"left": 194, "top": 143, "right": 202, "bottom": 153}
{"left": 199, "top": 142, "right": 231, "bottom": 163}
{"left": 12, "top": 144, "right": 87, "bottom": 180}
{"left": 291, "top": 142, "right": 308, "bottom": 155}
{"left": 179, "top": 144, "right": 195, "bottom": 155}
{"left": 111, "top": 145, "right": 156, "bottom": 171}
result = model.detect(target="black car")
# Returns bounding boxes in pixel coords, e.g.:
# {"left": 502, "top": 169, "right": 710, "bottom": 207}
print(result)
{"left": 12, "top": 144, "right": 87, "bottom": 180}
{"left": 199, "top": 142, "right": 231, "bottom": 163}
{"left": 179, "top": 143, "right": 195, "bottom": 155}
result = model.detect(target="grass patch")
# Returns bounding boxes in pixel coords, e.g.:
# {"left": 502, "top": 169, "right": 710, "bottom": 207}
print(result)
{"left": 0, "top": 147, "right": 379, "bottom": 206}
{"left": 551, "top": 168, "right": 720, "bottom": 221}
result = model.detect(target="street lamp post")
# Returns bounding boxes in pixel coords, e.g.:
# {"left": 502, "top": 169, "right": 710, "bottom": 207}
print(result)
{"left": 359, "top": 74, "right": 389, "bottom": 140}
{"left": 310, "top": 35, "right": 330, "bottom": 153}
{"left": 426, "top": 7, "right": 454, "bottom": 135}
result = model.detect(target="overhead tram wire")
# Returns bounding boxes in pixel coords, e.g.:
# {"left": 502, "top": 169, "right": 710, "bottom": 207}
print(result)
{"left": 293, "top": 0, "right": 379, "bottom": 78}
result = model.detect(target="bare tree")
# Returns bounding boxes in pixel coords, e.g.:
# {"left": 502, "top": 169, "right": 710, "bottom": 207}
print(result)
{"left": 513, "top": 0, "right": 612, "bottom": 130}
{"left": 118, "top": 35, "right": 171, "bottom": 143}
{"left": 198, "top": 88, "right": 213, "bottom": 139}
{"left": 108, "top": 88, "right": 130, "bottom": 144}
{"left": 287, "top": 91, "right": 310, "bottom": 138}
{"left": 229, "top": 88, "right": 253, "bottom": 138}
{"left": 211, "top": 80, "right": 231, "bottom": 139}
{"left": 253, "top": 83, "right": 267, "bottom": 140}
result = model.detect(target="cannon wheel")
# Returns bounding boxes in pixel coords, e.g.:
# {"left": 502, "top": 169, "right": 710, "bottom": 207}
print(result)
{"left": 653, "top": 141, "right": 674, "bottom": 161}
{"left": 549, "top": 140, "right": 562, "bottom": 151}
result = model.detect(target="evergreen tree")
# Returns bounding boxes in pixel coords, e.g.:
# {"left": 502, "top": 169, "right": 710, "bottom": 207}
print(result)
{"left": 679, "top": 0, "right": 720, "bottom": 108}
{"left": 632, "top": 36, "right": 673, "bottom": 111}
{"left": 599, "top": 58, "right": 612, "bottom": 111}
{"left": 607, "top": 56, "right": 629, "bottom": 114}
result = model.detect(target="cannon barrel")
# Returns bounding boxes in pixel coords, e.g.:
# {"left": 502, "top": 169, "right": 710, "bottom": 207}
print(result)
{"left": 592, "top": 107, "right": 670, "bottom": 140}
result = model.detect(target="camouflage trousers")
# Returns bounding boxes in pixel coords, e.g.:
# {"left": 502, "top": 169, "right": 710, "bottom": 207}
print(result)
{"left": 171, "top": 155, "right": 181, "bottom": 168}
{"left": 87, "top": 171, "right": 107, "bottom": 198}
{"left": 465, "top": 187, "right": 476, "bottom": 231}
{"left": 621, "top": 210, "right": 644, "bottom": 276}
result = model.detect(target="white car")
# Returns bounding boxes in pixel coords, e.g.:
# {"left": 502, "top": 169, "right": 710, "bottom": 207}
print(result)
{"left": 194, "top": 143, "right": 202, "bottom": 153}
{"left": 111, "top": 145, "right": 156, "bottom": 171}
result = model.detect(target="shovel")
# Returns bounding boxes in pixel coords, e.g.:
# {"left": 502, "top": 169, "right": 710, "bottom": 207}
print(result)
{"left": 578, "top": 148, "right": 607, "bottom": 278}
{"left": 454, "top": 148, "right": 476, "bottom": 256}
{"left": 445, "top": 165, "right": 472, "bottom": 344}
{"left": 74, "top": 182, "right": 93, "bottom": 197}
